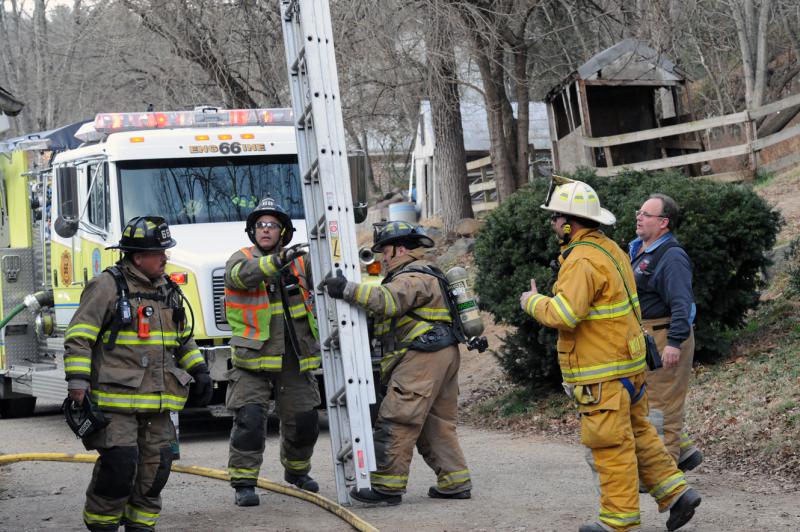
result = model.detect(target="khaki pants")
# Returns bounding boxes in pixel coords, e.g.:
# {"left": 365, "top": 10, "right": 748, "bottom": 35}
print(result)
{"left": 226, "top": 351, "right": 321, "bottom": 487}
{"left": 581, "top": 374, "right": 688, "bottom": 531}
{"left": 371, "top": 346, "right": 472, "bottom": 495}
{"left": 644, "top": 318, "right": 700, "bottom": 464}
{"left": 82, "top": 411, "right": 175, "bottom": 531}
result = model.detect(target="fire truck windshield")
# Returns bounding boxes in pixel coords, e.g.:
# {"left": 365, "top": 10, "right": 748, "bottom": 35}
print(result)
{"left": 117, "top": 154, "right": 304, "bottom": 226}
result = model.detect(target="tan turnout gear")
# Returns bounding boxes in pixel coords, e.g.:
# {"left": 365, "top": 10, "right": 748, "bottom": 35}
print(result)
{"left": 224, "top": 244, "right": 321, "bottom": 489}
{"left": 644, "top": 317, "right": 699, "bottom": 464}
{"left": 523, "top": 224, "right": 693, "bottom": 531}
{"left": 342, "top": 249, "right": 472, "bottom": 496}
{"left": 63, "top": 256, "right": 201, "bottom": 531}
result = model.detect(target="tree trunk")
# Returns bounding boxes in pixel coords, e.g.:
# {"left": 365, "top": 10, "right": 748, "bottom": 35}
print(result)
{"left": 32, "top": 0, "right": 51, "bottom": 129}
{"left": 425, "top": 11, "right": 473, "bottom": 233}
{"left": 513, "top": 42, "right": 529, "bottom": 189}
{"left": 751, "top": 0, "right": 770, "bottom": 108}
{"left": 474, "top": 43, "right": 515, "bottom": 202}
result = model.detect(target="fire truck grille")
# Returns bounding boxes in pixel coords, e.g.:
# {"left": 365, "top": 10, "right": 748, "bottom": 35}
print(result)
{"left": 212, "top": 268, "right": 230, "bottom": 331}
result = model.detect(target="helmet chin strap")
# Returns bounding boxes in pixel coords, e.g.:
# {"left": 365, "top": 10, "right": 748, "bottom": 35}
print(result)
{"left": 559, "top": 216, "right": 574, "bottom": 245}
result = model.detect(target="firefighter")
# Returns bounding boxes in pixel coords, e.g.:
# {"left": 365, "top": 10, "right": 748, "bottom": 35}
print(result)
{"left": 518, "top": 176, "right": 701, "bottom": 532}
{"left": 63, "top": 216, "right": 212, "bottom": 532}
{"left": 630, "top": 194, "right": 703, "bottom": 470}
{"left": 322, "top": 221, "right": 472, "bottom": 505}
{"left": 224, "top": 197, "right": 321, "bottom": 507}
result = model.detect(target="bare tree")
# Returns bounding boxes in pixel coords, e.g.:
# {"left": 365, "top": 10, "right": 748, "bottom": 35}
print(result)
{"left": 424, "top": 2, "right": 474, "bottom": 232}
{"left": 728, "top": 0, "right": 772, "bottom": 109}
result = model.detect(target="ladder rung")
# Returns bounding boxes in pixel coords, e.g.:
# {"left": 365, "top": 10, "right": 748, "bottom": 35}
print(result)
{"left": 299, "top": 102, "right": 314, "bottom": 129}
{"left": 302, "top": 160, "right": 319, "bottom": 184}
{"left": 336, "top": 442, "right": 353, "bottom": 462}
{"left": 330, "top": 384, "right": 346, "bottom": 405}
{"left": 308, "top": 213, "right": 325, "bottom": 238}
{"left": 290, "top": 47, "right": 306, "bottom": 75}
{"left": 323, "top": 326, "right": 339, "bottom": 348}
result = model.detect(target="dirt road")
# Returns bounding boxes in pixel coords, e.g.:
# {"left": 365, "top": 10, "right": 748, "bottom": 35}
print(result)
{"left": 0, "top": 403, "right": 798, "bottom": 532}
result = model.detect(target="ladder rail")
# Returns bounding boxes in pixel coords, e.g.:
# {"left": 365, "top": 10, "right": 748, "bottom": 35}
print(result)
{"left": 280, "top": 0, "right": 377, "bottom": 505}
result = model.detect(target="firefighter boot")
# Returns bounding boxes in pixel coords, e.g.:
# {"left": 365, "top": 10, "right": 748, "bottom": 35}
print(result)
{"left": 428, "top": 486, "right": 471, "bottom": 499}
{"left": 578, "top": 523, "right": 608, "bottom": 532}
{"left": 350, "top": 487, "right": 402, "bottom": 506}
{"left": 678, "top": 450, "right": 704, "bottom": 472}
{"left": 666, "top": 488, "right": 701, "bottom": 531}
{"left": 284, "top": 471, "right": 320, "bottom": 493}
{"left": 234, "top": 486, "right": 260, "bottom": 507}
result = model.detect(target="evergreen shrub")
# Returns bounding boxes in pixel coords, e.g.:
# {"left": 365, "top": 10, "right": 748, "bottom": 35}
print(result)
{"left": 474, "top": 169, "right": 783, "bottom": 391}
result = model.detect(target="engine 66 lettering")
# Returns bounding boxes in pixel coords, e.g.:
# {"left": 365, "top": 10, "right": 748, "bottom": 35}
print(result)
{"left": 188, "top": 142, "right": 266, "bottom": 154}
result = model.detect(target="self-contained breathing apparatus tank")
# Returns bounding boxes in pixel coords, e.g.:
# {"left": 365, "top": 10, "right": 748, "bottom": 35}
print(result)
{"left": 444, "top": 267, "right": 487, "bottom": 352}
{"left": 444, "top": 266, "right": 484, "bottom": 339}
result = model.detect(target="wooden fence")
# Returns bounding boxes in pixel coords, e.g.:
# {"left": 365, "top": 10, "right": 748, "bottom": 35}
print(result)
{"left": 581, "top": 92, "right": 800, "bottom": 181}
{"left": 466, "top": 156, "right": 498, "bottom": 213}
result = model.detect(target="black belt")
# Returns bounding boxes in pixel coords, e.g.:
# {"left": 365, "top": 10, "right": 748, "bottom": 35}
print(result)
{"left": 652, "top": 323, "right": 670, "bottom": 331}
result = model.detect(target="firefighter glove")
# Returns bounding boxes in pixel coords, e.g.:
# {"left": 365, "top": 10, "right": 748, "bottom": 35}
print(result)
{"left": 322, "top": 269, "right": 347, "bottom": 299}
{"left": 276, "top": 244, "right": 308, "bottom": 269}
{"left": 189, "top": 364, "right": 213, "bottom": 406}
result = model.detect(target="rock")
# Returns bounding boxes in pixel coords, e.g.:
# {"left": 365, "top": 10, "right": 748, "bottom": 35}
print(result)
{"left": 454, "top": 218, "right": 481, "bottom": 237}
{"left": 451, "top": 237, "right": 475, "bottom": 257}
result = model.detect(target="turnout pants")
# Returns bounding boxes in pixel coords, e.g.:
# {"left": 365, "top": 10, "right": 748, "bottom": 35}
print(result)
{"left": 580, "top": 373, "right": 688, "bottom": 531}
{"left": 226, "top": 351, "right": 321, "bottom": 487}
{"left": 644, "top": 318, "right": 701, "bottom": 465}
{"left": 371, "top": 345, "right": 472, "bottom": 495}
{"left": 81, "top": 411, "right": 176, "bottom": 531}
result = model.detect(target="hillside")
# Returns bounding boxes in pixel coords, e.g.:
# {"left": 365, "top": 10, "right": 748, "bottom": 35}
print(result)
{"left": 448, "top": 168, "right": 800, "bottom": 485}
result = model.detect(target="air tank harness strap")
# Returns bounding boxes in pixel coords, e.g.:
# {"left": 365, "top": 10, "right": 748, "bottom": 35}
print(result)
{"left": 104, "top": 266, "right": 131, "bottom": 350}
{"left": 620, "top": 377, "right": 646, "bottom": 405}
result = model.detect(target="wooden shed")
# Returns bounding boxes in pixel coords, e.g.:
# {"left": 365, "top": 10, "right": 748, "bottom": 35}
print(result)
{"left": 546, "top": 39, "right": 702, "bottom": 175}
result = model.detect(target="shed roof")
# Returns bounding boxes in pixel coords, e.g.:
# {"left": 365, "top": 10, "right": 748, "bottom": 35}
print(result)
{"left": 546, "top": 39, "right": 687, "bottom": 101}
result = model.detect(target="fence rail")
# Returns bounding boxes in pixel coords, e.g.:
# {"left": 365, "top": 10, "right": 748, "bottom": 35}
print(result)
{"left": 466, "top": 156, "right": 498, "bottom": 213}
{"left": 582, "top": 92, "right": 800, "bottom": 180}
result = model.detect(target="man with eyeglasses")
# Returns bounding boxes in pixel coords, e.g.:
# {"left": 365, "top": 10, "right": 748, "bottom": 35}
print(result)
{"left": 64, "top": 216, "right": 211, "bottom": 531}
{"left": 223, "top": 197, "right": 322, "bottom": 507}
{"left": 630, "top": 194, "right": 703, "bottom": 473}
{"left": 519, "top": 176, "right": 701, "bottom": 532}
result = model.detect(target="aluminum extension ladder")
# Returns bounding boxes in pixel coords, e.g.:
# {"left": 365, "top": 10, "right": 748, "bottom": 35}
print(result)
{"left": 280, "top": 0, "right": 377, "bottom": 505}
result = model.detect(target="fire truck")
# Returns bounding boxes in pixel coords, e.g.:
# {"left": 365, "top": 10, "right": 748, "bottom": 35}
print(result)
{"left": 0, "top": 106, "right": 372, "bottom": 417}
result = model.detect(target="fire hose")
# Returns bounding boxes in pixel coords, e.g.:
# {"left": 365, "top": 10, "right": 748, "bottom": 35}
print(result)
{"left": 0, "top": 290, "right": 53, "bottom": 331}
{"left": 0, "top": 453, "right": 379, "bottom": 532}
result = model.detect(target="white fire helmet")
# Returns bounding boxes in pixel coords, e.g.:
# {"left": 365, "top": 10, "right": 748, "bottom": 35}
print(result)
{"left": 540, "top": 175, "right": 616, "bottom": 225}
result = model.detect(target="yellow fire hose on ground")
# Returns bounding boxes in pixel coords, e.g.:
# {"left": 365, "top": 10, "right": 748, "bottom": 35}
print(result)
{"left": 0, "top": 453, "right": 378, "bottom": 532}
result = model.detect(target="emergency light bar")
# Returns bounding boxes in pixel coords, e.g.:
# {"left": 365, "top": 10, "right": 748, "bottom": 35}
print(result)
{"left": 93, "top": 107, "right": 293, "bottom": 134}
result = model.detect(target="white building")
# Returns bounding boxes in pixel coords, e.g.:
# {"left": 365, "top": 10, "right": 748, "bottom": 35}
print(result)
{"left": 410, "top": 99, "right": 551, "bottom": 219}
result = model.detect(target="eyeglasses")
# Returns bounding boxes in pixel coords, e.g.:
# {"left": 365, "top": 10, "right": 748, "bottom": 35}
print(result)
{"left": 550, "top": 213, "right": 564, "bottom": 222}
{"left": 254, "top": 221, "right": 282, "bottom": 230}
{"left": 635, "top": 210, "right": 666, "bottom": 219}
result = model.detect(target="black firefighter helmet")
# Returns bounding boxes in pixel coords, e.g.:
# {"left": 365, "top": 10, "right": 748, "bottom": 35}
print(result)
{"left": 62, "top": 395, "right": 109, "bottom": 439}
{"left": 107, "top": 216, "right": 177, "bottom": 252}
{"left": 246, "top": 197, "right": 295, "bottom": 247}
{"left": 371, "top": 220, "right": 434, "bottom": 252}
